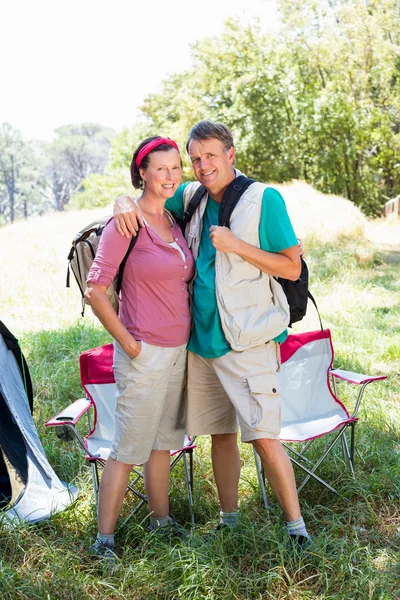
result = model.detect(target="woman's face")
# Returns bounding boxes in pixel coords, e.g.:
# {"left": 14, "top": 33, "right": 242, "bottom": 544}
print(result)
{"left": 140, "top": 149, "right": 182, "bottom": 199}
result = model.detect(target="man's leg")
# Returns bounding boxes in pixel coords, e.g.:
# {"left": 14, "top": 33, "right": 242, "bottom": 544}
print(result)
{"left": 211, "top": 432, "right": 240, "bottom": 513}
{"left": 252, "top": 438, "right": 300, "bottom": 521}
{"left": 212, "top": 341, "right": 310, "bottom": 541}
{"left": 187, "top": 351, "right": 239, "bottom": 525}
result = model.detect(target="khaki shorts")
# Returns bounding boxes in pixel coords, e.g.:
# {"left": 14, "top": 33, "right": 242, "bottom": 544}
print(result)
{"left": 111, "top": 340, "right": 187, "bottom": 464}
{"left": 187, "top": 341, "right": 281, "bottom": 442}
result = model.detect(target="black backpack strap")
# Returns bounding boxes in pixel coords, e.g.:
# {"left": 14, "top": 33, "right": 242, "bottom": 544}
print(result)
{"left": 218, "top": 176, "right": 255, "bottom": 227}
{"left": 115, "top": 228, "right": 140, "bottom": 295}
{"left": 182, "top": 185, "right": 207, "bottom": 230}
{"left": 307, "top": 291, "right": 324, "bottom": 331}
{"left": 307, "top": 290, "right": 324, "bottom": 331}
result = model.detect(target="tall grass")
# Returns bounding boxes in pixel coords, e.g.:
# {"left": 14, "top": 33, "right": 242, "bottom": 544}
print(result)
{"left": 0, "top": 210, "right": 399, "bottom": 599}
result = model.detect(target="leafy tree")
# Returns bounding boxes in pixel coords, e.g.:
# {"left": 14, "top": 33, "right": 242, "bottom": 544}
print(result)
{"left": 70, "top": 122, "right": 153, "bottom": 209}
{"left": 137, "top": 2, "right": 400, "bottom": 214}
{"left": 46, "top": 123, "right": 115, "bottom": 211}
{"left": 68, "top": 171, "right": 132, "bottom": 210}
{"left": 0, "top": 123, "right": 48, "bottom": 224}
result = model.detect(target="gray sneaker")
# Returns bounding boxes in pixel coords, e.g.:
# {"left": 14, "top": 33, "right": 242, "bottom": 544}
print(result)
{"left": 148, "top": 519, "right": 188, "bottom": 540}
{"left": 289, "top": 534, "right": 313, "bottom": 552}
{"left": 91, "top": 539, "right": 118, "bottom": 570}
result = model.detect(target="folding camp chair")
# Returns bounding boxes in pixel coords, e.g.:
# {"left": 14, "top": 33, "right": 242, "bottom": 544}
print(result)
{"left": 253, "top": 329, "right": 387, "bottom": 506}
{"left": 46, "top": 343, "right": 196, "bottom": 524}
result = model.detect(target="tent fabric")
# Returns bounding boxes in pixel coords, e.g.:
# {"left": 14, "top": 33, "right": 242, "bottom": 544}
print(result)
{"left": 0, "top": 321, "right": 33, "bottom": 412}
{"left": 0, "top": 321, "right": 33, "bottom": 503}
{"left": 0, "top": 324, "right": 78, "bottom": 524}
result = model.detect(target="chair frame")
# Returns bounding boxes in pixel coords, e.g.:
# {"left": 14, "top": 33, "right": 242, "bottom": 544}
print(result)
{"left": 46, "top": 346, "right": 196, "bottom": 525}
{"left": 253, "top": 331, "right": 387, "bottom": 507}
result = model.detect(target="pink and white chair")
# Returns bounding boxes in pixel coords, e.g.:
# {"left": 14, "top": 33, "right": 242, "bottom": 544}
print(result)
{"left": 253, "top": 329, "right": 387, "bottom": 506}
{"left": 46, "top": 344, "right": 196, "bottom": 524}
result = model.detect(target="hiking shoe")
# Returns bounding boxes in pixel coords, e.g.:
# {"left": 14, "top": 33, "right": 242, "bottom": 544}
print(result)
{"left": 148, "top": 519, "right": 188, "bottom": 540}
{"left": 91, "top": 539, "right": 119, "bottom": 571}
{"left": 214, "top": 522, "right": 231, "bottom": 532}
{"left": 289, "top": 534, "right": 313, "bottom": 550}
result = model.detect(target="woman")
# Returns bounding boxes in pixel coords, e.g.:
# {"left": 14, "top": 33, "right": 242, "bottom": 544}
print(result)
{"left": 85, "top": 136, "right": 195, "bottom": 559}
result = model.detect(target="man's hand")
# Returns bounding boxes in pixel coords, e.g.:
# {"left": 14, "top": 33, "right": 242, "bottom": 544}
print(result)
{"left": 298, "top": 238, "right": 305, "bottom": 257}
{"left": 209, "top": 226, "right": 241, "bottom": 253}
{"left": 113, "top": 195, "right": 144, "bottom": 237}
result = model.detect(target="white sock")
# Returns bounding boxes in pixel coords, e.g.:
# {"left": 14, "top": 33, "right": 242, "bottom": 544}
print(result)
{"left": 287, "top": 517, "right": 309, "bottom": 538}
{"left": 149, "top": 515, "right": 173, "bottom": 529}
{"left": 219, "top": 511, "right": 238, "bottom": 528}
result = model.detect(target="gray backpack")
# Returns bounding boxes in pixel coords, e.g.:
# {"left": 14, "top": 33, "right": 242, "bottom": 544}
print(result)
{"left": 66, "top": 216, "right": 137, "bottom": 316}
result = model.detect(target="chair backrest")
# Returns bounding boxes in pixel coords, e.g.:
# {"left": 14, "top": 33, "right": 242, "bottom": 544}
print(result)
{"left": 81, "top": 332, "right": 351, "bottom": 447}
{"left": 80, "top": 344, "right": 117, "bottom": 443}
{"left": 79, "top": 343, "right": 195, "bottom": 462}
{"left": 279, "top": 329, "right": 352, "bottom": 441}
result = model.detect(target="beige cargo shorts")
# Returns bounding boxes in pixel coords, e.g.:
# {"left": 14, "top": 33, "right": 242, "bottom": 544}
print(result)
{"left": 110, "top": 340, "right": 187, "bottom": 464}
{"left": 187, "top": 341, "right": 281, "bottom": 442}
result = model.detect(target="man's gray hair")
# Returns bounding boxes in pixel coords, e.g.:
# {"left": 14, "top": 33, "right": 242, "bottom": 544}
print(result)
{"left": 186, "top": 120, "right": 234, "bottom": 153}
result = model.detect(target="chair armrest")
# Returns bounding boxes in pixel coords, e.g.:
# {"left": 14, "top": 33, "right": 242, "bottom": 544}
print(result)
{"left": 45, "top": 398, "right": 92, "bottom": 427}
{"left": 329, "top": 369, "right": 387, "bottom": 385}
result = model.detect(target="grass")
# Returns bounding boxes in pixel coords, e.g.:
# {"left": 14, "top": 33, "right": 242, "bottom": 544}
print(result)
{"left": 0, "top": 209, "right": 399, "bottom": 599}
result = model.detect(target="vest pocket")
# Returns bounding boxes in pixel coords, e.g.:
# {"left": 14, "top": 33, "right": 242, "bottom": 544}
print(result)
{"left": 221, "top": 276, "right": 272, "bottom": 309}
{"left": 247, "top": 373, "right": 281, "bottom": 434}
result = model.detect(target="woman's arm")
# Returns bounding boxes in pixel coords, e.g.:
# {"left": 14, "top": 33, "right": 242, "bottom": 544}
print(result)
{"left": 84, "top": 283, "right": 141, "bottom": 358}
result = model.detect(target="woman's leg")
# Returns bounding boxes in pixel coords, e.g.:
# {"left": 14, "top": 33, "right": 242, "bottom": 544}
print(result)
{"left": 143, "top": 449, "right": 171, "bottom": 518}
{"left": 98, "top": 457, "right": 133, "bottom": 535}
{"left": 144, "top": 346, "right": 186, "bottom": 522}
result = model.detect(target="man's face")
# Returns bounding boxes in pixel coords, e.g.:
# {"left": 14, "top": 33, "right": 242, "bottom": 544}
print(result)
{"left": 188, "top": 138, "right": 235, "bottom": 197}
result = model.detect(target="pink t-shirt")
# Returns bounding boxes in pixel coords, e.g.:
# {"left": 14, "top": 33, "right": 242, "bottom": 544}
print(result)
{"left": 87, "top": 218, "right": 195, "bottom": 347}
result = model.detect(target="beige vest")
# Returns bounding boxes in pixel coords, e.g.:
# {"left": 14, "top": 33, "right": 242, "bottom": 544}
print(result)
{"left": 183, "top": 171, "right": 290, "bottom": 351}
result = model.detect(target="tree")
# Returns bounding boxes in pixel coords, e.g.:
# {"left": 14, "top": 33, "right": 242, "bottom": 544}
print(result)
{"left": 69, "top": 122, "right": 152, "bottom": 210}
{"left": 46, "top": 123, "right": 115, "bottom": 211}
{"left": 136, "top": 2, "right": 400, "bottom": 214}
{"left": 0, "top": 123, "right": 48, "bottom": 224}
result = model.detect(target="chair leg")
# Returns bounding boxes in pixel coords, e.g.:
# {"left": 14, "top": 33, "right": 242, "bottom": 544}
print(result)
{"left": 91, "top": 460, "right": 100, "bottom": 515}
{"left": 341, "top": 431, "right": 355, "bottom": 477}
{"left": 298, "top": 438, "right": 315, "bottom": 457}
{"left": 253, "top": 447, "right": 268, "bottom": 509}
{"left": 291, "top": 456, "right": 338, "bottom": 494}
{"left": 282, "top": 442, "right": 314, "bottom": 466}
{"left": 183, "top": 450, "right": 195, "bottom": 525}
{"left": 350, "top": 422, "right": 356, "bottom": 468}
{"left": 295, "top": 426, "right": 349, "bottom": 493}
{"left": 190, "top": 447, "right": 194, "bottom": 496}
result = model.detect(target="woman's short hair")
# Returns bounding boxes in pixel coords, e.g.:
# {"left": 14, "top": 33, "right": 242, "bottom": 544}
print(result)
{"left": 130, "top": 137, "right": 180, "bottom": 189}
{"left": 185, "top": 121, "right": 234, "bottom": 153}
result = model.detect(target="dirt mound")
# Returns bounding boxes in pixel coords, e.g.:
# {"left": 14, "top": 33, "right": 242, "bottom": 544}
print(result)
{"left": 273, "top": 180, "right": 367, "bottom": 240}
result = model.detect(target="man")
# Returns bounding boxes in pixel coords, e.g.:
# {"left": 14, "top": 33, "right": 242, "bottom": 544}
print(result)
{"left": 114, "top": 121, "right": 310, "bottom": 545}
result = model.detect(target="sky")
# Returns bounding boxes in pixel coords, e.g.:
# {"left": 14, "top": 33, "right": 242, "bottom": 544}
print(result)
{"left": 1, "top": 0, "right": 277, "bottom": 141}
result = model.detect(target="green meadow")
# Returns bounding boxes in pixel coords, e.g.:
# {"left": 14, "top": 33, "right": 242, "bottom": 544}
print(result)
{"left": 0, "top": 207, "right": 399, "bottom": 599}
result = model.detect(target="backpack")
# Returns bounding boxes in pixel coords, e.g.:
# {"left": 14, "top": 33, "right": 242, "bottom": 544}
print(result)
{"left": 184, "top": 175, "right": 320, "bottom": 328}
{"left": 66, "top": 216, "right": 138, "bottom": 316}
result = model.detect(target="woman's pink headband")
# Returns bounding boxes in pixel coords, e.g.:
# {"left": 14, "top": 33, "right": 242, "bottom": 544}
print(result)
{"left": 135, "top": 137, "right": 180, "bottom": 169}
